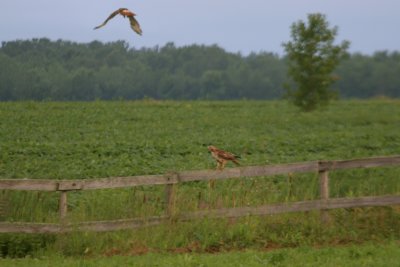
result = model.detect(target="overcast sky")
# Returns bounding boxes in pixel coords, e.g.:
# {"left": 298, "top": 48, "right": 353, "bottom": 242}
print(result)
{"left": 1, "top": 0, "right": 399, "bottom": 55}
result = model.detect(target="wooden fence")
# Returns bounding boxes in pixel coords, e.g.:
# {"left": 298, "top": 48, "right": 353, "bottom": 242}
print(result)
{"left": 0, "top": 155, "right": 399, "bottom": 234}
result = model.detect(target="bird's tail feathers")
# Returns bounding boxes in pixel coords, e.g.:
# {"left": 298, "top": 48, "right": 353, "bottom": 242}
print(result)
{"left": 232, "top": 159, "right": 240, "bottom": 165}
{"left": 93, "top": 24, "right": 104, "bottom": 30}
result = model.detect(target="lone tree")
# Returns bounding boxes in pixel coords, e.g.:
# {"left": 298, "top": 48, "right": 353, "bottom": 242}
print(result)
{"left": 282, "top": 13, "right": 350, "bottom": 111}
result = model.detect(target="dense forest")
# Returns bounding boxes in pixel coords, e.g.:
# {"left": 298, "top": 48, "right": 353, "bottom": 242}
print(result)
{"left": 0, "top": 38, "right": 399, "bottom": 101}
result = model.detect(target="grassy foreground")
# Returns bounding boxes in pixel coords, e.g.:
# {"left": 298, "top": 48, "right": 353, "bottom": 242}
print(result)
{"left": 1, "top": 242, "right": 400, "bottom": 267}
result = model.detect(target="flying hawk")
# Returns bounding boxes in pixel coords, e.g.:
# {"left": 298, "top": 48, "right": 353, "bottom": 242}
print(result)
{"left": 208, "top": 145, "right": 240, "bottom": 170}
{"left": 94, "top": 8, "right": 143, "bottom": 36}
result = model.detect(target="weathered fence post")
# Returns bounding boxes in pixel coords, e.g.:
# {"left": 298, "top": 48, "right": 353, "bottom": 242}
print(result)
{"left": 59, "top": 191, "right": 68, "bottom": 224}
{"left": 319, "top": 168, "right": 330, "bottom": 223}
{"left": 164, "top": 173, "right": 178, "bottom": 217}
{"left": 0, "top": 191, "right": 6, "bottom": 221}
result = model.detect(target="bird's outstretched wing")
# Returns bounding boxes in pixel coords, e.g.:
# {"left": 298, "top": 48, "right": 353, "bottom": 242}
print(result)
{"left": 94, "top": 8, "right": 125, "bottom": 30}
{"left": 128, "top": 16, "right": 143, "bottom": 35}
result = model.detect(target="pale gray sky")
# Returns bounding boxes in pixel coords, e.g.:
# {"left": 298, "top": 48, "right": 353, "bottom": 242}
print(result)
{"left": 1, "top": 0, "right": 399, "bottom": 55}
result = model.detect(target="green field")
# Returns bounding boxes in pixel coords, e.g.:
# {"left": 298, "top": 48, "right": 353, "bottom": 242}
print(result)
{"left": 0, "top": 100, "right": 400, "bottom": 259}
{"left": 1, "top": 242, "right": 400, "bottom": 267}
{"left": 1, "top": 100, "right": 399, "bottom": 178}
{"left": 1, "top": 99, "right": 399, "bottom": 179}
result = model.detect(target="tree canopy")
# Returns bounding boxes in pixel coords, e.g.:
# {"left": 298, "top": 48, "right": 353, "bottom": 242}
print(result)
{"left": 0, "top": 38, "right": 399, "bottom": 101}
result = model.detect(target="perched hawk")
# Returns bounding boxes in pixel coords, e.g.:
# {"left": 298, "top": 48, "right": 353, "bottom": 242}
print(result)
{"left": 94, "top": 8, "right": 143, "bottom": 36}
{"left": 208, "top": 145, "right": 240, "bottom": 170}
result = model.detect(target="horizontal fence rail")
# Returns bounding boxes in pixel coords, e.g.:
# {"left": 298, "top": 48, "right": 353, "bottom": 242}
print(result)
{"left": 0, "top": 155, "right": 399, "bottom": 233}
{"left": 1, "top": 155, "right": 399, "bottom": 192}
{"left": 1, "top": 195, "right": 400, "bottom": 234}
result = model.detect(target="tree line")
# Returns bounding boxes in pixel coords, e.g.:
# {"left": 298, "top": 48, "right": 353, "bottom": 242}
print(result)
{"left": 0, "top": 38, "right": 399, "bottom": 101}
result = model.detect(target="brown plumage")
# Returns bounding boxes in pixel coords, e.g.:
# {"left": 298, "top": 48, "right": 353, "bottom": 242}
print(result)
{"left": 208, "top": 145, "right": 240, "bottom": 170}
{"left": 94, "top": 8, "right": 143, "bottom": 36}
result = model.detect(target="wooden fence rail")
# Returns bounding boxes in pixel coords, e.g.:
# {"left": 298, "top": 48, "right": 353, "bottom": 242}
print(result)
{"left": 0, "top": 155, "right": 399, "bottom": 233}
{"left": 1, "top": 195, "right": 400, "bottom": 234}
